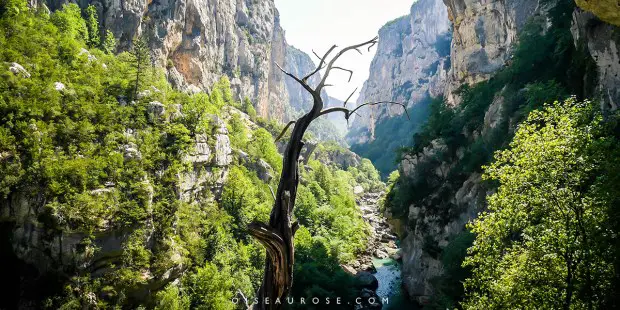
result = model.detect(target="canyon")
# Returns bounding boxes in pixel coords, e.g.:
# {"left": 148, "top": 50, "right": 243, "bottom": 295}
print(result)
{"left": 349, "top": 0, "right": 620, "bottom": 306}
{"left": 2, "top": 0, "right": 620, "bottom": 308}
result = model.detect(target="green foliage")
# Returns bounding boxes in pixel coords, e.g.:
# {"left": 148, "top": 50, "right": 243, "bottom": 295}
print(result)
{"left": 248, "top": 128, "right": 282, "bottom": 173}
{"left": 243, "top": 97, "right": 257, "bottom": 119}
{"left": 128, "top": 36, "right": 152, "bottom": 98}
{"left": 85, "top": 5, "right": 99, "bottom": 47}
{"left": 154, "top": 285, "right": 190, "bottom": 310}
{"left": 221, "top": 165, "right": 271, "bottom": 238}
{"left": 463, "top": 99, "right": 620, "bottom": 309}
{"left": 349, "top": 96, "right": 432, "bottom": 177}
{"left": 290, "top": 227, "right": 359, "bottom": 309}
{"left": 0, "top": 3, "right": 385, "bottom": 309}
{"left": 185, "top": 262, "right": 235, "bottom": 310}
{"left": 50, "top": 3, "right": 88, "bottom": 42}
{"left": 102, "top": 29, "right": 116, "bottom": 54}
{"left": 295, "top": 159, "right": 370, "bottom": 264}
{"left": 347, "top": 158, "right": 383, "bottom": 192}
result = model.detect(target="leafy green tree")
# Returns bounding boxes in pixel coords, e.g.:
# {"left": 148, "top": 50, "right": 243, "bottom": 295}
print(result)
{"left": 185, "top": 262, "right": 235, "bottom": 310}
{"left": 248, "top": 128, "right": 282, "bottom": 173}
{"left": 50, "top": 3, "right": 88, "bottom": 42}
{"left": 102, "top": 29, "right": 116, "bottom": 54}
{"left": 243, "top": 97, "right": 257, "bottom": 119}
{"left": 84, "top": 5, "right": 100, "bottom": 47}
{"left": 463, "top": 98, "right": 619, "bottom": 309}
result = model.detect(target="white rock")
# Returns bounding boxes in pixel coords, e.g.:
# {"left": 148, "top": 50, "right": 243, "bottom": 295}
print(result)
{"left": 354, "top": 185, "right": 364, "bottom": 194}
{"left": 9, "top": 62, "right": 30, "bottom": 78}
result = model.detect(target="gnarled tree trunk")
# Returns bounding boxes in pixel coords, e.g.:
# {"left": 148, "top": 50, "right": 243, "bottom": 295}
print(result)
{"left": 247, "top": 37, "right": 406, "bottom": 310}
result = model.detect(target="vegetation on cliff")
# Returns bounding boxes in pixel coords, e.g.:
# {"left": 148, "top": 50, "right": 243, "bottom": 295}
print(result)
{"left": 0, "top": 2, "right": 382, "bottom": 308}
{"left": 464, "top": 98, "right": 620, "bottom": 309}
{"left": 384, "top": 0, "right": 620, "bottom": 308}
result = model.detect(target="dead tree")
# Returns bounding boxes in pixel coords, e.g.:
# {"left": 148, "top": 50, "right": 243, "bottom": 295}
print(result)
{"left": 247, "top": 37, "right": 407, "bottom": 310}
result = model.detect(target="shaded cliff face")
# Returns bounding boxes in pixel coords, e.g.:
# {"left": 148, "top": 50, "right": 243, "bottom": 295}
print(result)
{"left": 571, "top": 9, "right": 620, "bottom": 110}
{"left": 442, "top": 0, "right": 538, "bottom": 106}
{"left": 347, "top": 0, "right": 451, "bottom": 145}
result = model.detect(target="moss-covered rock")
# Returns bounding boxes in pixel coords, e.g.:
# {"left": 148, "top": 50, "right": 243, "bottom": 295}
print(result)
{"left": 575, "top": 0, "right": 620, "bottom": 26}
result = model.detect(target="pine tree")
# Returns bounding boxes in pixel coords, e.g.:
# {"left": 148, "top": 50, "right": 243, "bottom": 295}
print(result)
{"left": 129, "top": 37, "right": 151, "bottom": 99}
{"left": 85, "top": 5, "right": 99, "bottom": 47}
{"left": 102, "top": 29, "right": 116, "bottom": 54}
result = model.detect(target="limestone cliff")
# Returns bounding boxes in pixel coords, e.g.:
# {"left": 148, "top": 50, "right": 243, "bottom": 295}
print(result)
{"left": 43, "top": 0, "right": 324, "bottom": 123}
{"left": 347, "top": 0, "right": 451, "bottom": 145}
{"left": 442, "top": 0, "right": 539, "bottom": 105}
{"left": 575, "top": 0, "right": 620, "bottom": 26}
{"left": 571, "top": 9, "right": 620, "bottom": 110}
{"left": 390, "top": 0, "right": 620, "bottom": 305}
{"left": 441, "top": 0, "right": 619, "bottom": 109}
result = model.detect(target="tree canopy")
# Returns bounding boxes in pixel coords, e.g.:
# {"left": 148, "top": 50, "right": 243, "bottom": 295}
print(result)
{"left": 463, "top": 98, "right": 620, "bottom": 309}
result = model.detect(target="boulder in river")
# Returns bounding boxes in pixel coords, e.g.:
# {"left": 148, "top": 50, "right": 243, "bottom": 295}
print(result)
{"left": 374, "top": 249, "right": 388, "bottom": 259}
{"left": 355, "top": 271, "right": 379, "bottom": 290}
{"left": 355, "top": 288, "right": 383, "bottom": 310}
{"left": 342, "top": 265, "right": 357, "bottom": 275}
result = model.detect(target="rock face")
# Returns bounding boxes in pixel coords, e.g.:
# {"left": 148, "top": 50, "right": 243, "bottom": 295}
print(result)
{"left": 390, "top": 0, "right": 620, "bottom": 304}
{"left": 44, "top": 0, "right": 331, "bottom": 123}
{"left": 571, "top": 9, "right": 620, "bottom": 111}
{"left": 348, "top": 0, "right": 451, "bottom": 144}
{"left": 442, "top": 0, "right": 538, "bottom": 105}
{"left": 574, "top": 0, "right": 620, "bottom": 26}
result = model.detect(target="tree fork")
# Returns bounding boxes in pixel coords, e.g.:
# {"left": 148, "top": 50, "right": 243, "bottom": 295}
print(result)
{"left": 247, "top": 37, "right": 405, "bottom": 310}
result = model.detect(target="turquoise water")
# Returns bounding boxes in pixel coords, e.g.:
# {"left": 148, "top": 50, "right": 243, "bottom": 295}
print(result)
{"left": 372, "top": 258, "right": 419, "bottom": 310}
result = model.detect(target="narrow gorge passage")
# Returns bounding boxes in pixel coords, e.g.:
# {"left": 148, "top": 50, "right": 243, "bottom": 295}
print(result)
{"left": 349, "top": 190, "right": 417, "bottom": 309}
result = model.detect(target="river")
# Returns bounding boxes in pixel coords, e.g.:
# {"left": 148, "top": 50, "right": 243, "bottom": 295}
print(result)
{"left": 356, "top": 191, "right": 418, "bottom": 309}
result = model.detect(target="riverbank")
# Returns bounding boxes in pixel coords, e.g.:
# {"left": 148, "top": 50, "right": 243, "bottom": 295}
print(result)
{"left": 341, "top": 190, "right": 416, "bottom": 309}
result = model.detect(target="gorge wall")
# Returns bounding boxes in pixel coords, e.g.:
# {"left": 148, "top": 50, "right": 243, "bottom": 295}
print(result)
{"left": 353, "top": 0, "right": 620, "bottom": 305}
{"left": 43, "top": 0, "right": 337, "bottom": 124}
{"left": 347, "top": 0, "right": 451, "bottom": 145}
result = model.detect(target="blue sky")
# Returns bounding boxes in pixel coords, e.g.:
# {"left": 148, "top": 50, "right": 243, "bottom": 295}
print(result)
{"left": 273, "top": 0, "right": 415, "bottom": 101}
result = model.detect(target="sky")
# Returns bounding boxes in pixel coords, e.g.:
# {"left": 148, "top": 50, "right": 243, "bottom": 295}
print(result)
{"left": 273, "top": 0, "right": 414, "bottom": 101}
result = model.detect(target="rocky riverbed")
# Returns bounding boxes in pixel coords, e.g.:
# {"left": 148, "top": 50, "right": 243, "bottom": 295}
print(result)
{"left": 341, "top": 190, "right": 413, "bottom": 309}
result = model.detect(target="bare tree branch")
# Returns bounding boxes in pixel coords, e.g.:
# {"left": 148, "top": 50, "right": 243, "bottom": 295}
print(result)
{"left": 332, "top": 66, "right": 353, "bottom": 82}
{"left": 367, "top": 40, "right": 377, "bottom": 51}
{"left": 236, "top": 290, "right": 250, "bottom": 309}
{"left": 317, "top": 36, "right": 378, "bottom": 91}
{"left": 275, "top": 121, "right": 296, "bottom": 142}
{"left": 350, "top": 101, "right": 409, "bottom": 120}
{"left": 343, "top": 87, "right": 358, "bottom": 107}
{"left": 303, "top": 45, "right": 337, "bottom": 82}
{"left": 311, "top": 50, "right": 323, "bottom": 63}
{"left": 268, "top": 185, "right": 276, "bottom": 201}
{"left": 316, "top": 107, "right": 352, "bottom": 119}
{"left": 315, "top": 101, "right": 407, "bottom": 121}
{"left": 275, "top": 63, "right": 313, "bottom": 94}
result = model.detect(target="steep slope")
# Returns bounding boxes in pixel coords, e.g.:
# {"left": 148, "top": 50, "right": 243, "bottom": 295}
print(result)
{"left": 380, "top": 0, "right": 620, "bottom": 307}
{"left": 442, "top": 0, "right": 538, "bottom": 106}
{"left": 39, "top": 0, "right": 343, "bottom": 127}
{"left": 0, "top": 3, "right": 382, "bottom": 308}
{"left": 346, "top": 0, "right": 451, "bottom": 175}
